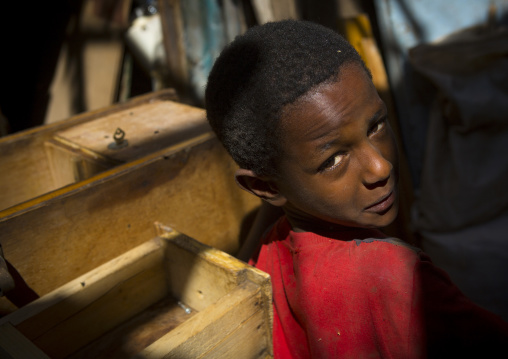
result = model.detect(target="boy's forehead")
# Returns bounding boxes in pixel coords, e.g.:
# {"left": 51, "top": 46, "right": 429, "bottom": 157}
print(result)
{"left": 280, "top": 63, "right": 371, "bottom": 127}
{"left": 278, "top": 64, "right": 382, "bottom": 151}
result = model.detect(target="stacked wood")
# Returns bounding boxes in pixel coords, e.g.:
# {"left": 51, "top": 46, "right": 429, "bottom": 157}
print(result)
{"left": 0, "top": 230, "right": 272, "bottom": 358}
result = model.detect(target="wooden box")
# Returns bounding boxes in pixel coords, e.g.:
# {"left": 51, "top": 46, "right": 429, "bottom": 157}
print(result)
{"left": 0, "top": 89, "right": 210, "bottom": 212}
{"left": 0, "top": 229, "right": 273, "bottom": 358}
{"left": 0, "top": 132, "right": 261, "bottom": 314}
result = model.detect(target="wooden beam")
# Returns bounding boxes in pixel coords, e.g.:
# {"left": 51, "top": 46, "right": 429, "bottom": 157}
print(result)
{"left": 158, "top": 0, "right": 190, "bottom": 100}
{"left": 251, "top": 0, "right": 299, "bottom": 24}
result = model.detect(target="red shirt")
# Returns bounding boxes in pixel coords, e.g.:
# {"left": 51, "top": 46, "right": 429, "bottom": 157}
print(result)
{"left": 250, "top": 216, "right": 508, "bottom": 358}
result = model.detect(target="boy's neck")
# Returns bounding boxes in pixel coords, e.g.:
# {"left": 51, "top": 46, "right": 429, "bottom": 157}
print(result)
{"left": 285, "top": 210, "right": 376, "bottom": 235}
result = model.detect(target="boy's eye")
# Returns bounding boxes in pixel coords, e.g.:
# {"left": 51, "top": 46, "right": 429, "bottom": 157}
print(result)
{"left": 368, "top": 117, "right": 387, "bottom": 136}
{"left": 319, "top": 153, "right": 345, "bottom": 172}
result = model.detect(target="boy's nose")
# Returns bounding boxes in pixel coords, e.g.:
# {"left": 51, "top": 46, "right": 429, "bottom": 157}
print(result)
{"left": 360, "top": 144, "right": 393, "bottom": 187}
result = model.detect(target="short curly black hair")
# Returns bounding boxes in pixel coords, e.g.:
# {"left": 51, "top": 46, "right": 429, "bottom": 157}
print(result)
{"left": 205, "top": 19, "right": 368, "bottom": 177}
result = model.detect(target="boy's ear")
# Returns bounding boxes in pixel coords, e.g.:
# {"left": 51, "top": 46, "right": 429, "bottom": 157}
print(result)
{"left": 234, "top": 169, "right": 287, "bottom": 207}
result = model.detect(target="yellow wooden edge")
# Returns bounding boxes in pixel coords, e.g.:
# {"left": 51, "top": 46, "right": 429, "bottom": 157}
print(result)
{"left": 159, "top": 226, "right": 273, "bottom": 356}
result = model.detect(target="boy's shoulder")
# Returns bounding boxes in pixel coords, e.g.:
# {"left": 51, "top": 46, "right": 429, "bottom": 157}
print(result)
{"left": 265, "top": 215, "right": 422, "bottom": 256}
{"left": 354, "top": 236, "right": 422, "bottom": 255}
{"left": 350, "top": 237, "right": 425, "bottom": 278}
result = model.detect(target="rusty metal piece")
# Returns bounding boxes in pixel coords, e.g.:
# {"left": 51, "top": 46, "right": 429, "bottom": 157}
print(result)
{"left": 108, "top": 128, "right": 129, "bottom": 150}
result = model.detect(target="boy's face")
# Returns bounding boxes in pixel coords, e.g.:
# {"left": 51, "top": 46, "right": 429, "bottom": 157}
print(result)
{"left": 274, "top": 63, "right": 399, "bottom": 231}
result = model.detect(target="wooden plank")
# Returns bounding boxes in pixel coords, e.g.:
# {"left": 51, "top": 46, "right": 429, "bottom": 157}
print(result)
{"left": 270, "top": 0, "right": 299, "bottom": 21}
{"left": 45, "top": 0, "right": 133, "bottom": 125}
{"left": 198, "top": 310, "right": 270, "bottom": 359}
{"left": 251, "top": 0, "right": 298, "bottom": 24}
{"left": 138, "top": 282, "right": 266, "bottom": 358}
{"left": 44, "top": 138, "right": 117, "bottom": 187}
{"left": 0, "top": 238, "right": 168, "bottom": 337}
{"left": 251, "top": 0, "right": 274, "bottom": 23}
{"left": 53, "top": 100, "right": 208, "bottom": 163}
{"left": 222, "top": 0, "right": 248, "bottom": 42}
{"left": 162, "top": 229, "right": 271, "bottom": 312}
{"left": 0, "top": 89, "right": 178, "bottom": 211}
{"left": 158, "top": 0, "right": 189, "bottom": 100}
{"left": 158, "top": 225, "right": 273, "bottom": 348}
{"left": 67, "top": 296, "right": 195, "bottom": 359}
{"left": 0, "top": 323, "right": 49, "bottom": 359}
{"left": 33, "top": 264, "right": 167, "bottom": 359}
{"left": 0, "top": 136, "right": 56, "bottom": 212}
{"left": 0, "top": 237, "right": 169, "bottom": 358}
{"left": 45, "top": 99, "right": 209, "bottom": 186}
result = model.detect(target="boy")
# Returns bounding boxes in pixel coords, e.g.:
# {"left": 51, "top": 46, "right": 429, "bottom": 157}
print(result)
{"left": 205, "top": 20, "right": 508, "bottom": 358}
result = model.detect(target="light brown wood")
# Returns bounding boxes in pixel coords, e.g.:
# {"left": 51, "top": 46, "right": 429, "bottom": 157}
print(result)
{"left": 34, "top": 265, "right": 167, "bottom": 359}
{"left": 0, "top": 231, "right": 272, "bottom": 358}
{"left": 270, "top": 0, "right": 299, "bottom": 21}
{"left": 161, "top": 229, "right": 270, "bottom": 311}
{"left": 46, "top": 99, "right": 209, "bottom": 186}
{"left": 44, "top": 138, "right": 117, "bottom": 187}
{"left": 158, "top": 0, "right": 189, "bottom": 100}
{"left": 251, "top": 0, "right": 298, "bottom": 23}
{"left": 68, "top": 296, "right": 195, "bottom": 358}
{"left": 45, "top": 0, "right": 133, "bottom": 125}
{"left": 139, "top": 282, "right": 264, "bottom": 358}
{"left": 0, "top": 133, "right": 261, "bottom": 314}
{"left": 197, "top": 310, "right": 271, "bottom": 359}
{"left": 222, "top": 0, "right": 248, "bottom": 42}
{"left": 3, "top": 237, "right": 167, "bottom": 334}
{"left": 53, "top": 100, "right": 208, "bottom": 163}
{"left": 0, "top": 89, "right": 178, "bottom": 211}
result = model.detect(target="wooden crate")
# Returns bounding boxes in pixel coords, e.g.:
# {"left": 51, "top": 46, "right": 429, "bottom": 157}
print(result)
{"left": 0, "top": 229, "right": 273, "bottom": 358}
{"left": 0, "top": 133, "right": 261, "bottom": 314}
{"left": 0, "top": 89, "right": 210, "bottom": 212}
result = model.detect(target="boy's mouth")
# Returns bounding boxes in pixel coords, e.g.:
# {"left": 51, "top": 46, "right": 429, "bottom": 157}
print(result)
{"left": 364, "top": 190, "right": 395, "bottom": 214}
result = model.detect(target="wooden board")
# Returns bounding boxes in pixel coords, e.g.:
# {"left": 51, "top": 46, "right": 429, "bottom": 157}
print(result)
{"left": 0, "top": 133, "right": 261, "bottom": 314}
{"left": 52, "top": 100, "right": 208, "bottom": 163}
{"left": 0, "top": 230, "right": 273, "bottom": 358}
{"left": 0, "top": 89, "right": 180, "bottom": 212}
{"left": 46, "top": 99, "right": 209, "bottom": 187}
{"left": 251, "top": 0, "right": 298, "bottom": 23}
{"left": 158, "top": 0, "right": 189, "bottom": 100}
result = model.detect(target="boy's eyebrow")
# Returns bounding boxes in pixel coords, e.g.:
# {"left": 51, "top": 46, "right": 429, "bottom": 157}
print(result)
{"left": 316, "top": 140, "right": 336, "bottom": 153}
{"left": 367, "top": 107, "right": 388, "bottom": 126}
{"left": 314, "top": 106, "right": 388, "bottom": 154}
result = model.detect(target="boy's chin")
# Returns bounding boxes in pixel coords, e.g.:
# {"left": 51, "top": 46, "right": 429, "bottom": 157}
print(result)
{"left": 363, "top": 205, "right": 399, "bottom": 229}
{"left": 336, "top": 204, "right": 400, "bottom": 230}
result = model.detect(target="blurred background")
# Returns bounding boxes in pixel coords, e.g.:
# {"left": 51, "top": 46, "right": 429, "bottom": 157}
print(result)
{"left": 1, "top": 0, "right": 508, "bottom": 319}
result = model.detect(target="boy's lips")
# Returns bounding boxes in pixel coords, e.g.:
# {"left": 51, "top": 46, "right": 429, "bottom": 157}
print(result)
{"left": 364, "top": 190, "right": 395, "bottom": 213}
